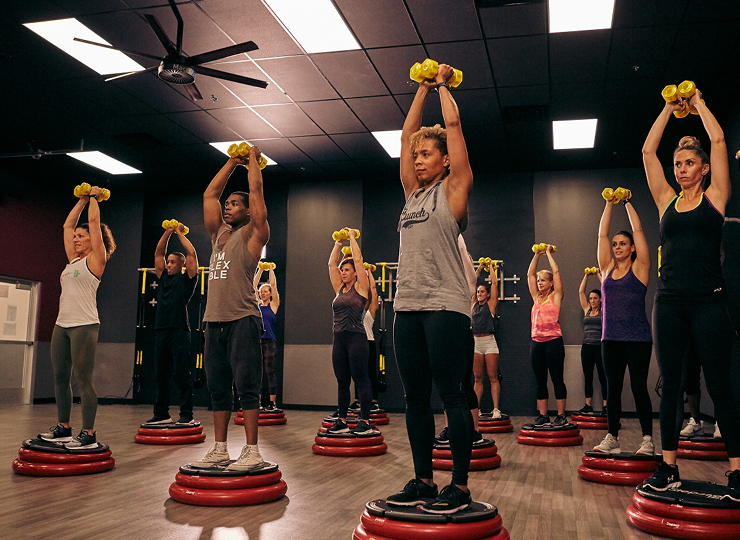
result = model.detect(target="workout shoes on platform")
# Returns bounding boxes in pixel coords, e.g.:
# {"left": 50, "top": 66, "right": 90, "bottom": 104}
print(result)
{"left": 492, "top": 408, "right": 502, "bottom": 420}
{"left": 725, "top": 470, "right": 740, "bottom": 502}
{"left": 226, "top": 445, "right": 263, "bottom": 471}
{"left": 66, "top": 430, "right": 97, "bottom": 449}
{"left": 328, "top": 409, "right": 340, "bottom": 419}
{"left": 643, "top": 462, "right": 681, "bottom": 491}
{"left": 386, "top": 478, "right": 438, "bottom": 506}
{"left": 351, "top": 420, "right": 373, "bottom": 434}
{"left": 348, "top": 400, "right": 361, "bottom": 411}
{"left": 552, "top": 415, "right": 567, "bottom": 427}
{"left": 436, "top": 426, "right": 449, "bottom": 443}
{"left": 680, "top": 417, "right": 703, "bottom": 437}
{"left": 38, "top": 424, "right": 73, "bottom": 442}
{"left": 636, "top": 435, "right": 655, "bottom": 456}
{"left": 326, "top": 419, "right": 350, "bottom": 434}
{"left": 264, "top": 403, "right": 278, "bottom": 412}
{"left": 146, "top": 415, "right": 173, "bottom": 424}
{"left": 176, "top": 417, "right": 195, "bottom": 425}
{"left": 191, "top": 443, "right": 230, "bottom": 469}
{"left": 594, "top": 433, "right": 621, "bottom": 454}
{"left": 471, "top": 430, "right": 485, "bottom": 446}
{"left": 421, "top": 484, "right": 472, "bottom": 514}
{"left": 715, "top": 423, "right": 722, "bottom": 438}
{"left": 577, "top": 404, "right": 593, "bottom": 414}
{"left": 370, "top": 403, "right": 380, "bottom": 412}
{"left": 534, "top": 415, "right": 550, "bottom": 426}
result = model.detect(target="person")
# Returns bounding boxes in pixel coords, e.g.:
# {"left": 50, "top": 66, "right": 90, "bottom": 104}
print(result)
{"left": 326, "top": 229, "right": 373, "bottom": 434}
{"left": 253, "top": 264, "right": 280, "bottom": 411}
{"left": 680, "top": 343, "right": 722, "bottom": 439}
{"left": 472, "top": 265, "right": 502, "bottom": 419}
{"left": 39, "top": 186, "right": 116, "bottom": 448}
{"left": 592, "top": 196, "right": 654, "bottom": 456}
{"left": 577, "top": 273, "right": 606, "bottom": 415}
{"left": 350, "top": 266, "right": 380, "bottom": 412}
{"left": 527, "top": 245, "right": 567, "bottom": 426}
{"left": 385, "top": 63, "right": 475, "bottom": 514}
{"left": 191, "top": 146, "right": 270, "bottom": 471}
{"left": 148, "top": 223, "right": 198, "bottom": 425}
{"left": 641, "top": 87, "right": 740, "bottom": 493}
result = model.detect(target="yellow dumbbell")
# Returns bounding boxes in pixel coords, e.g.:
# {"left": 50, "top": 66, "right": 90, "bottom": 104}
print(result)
{"left": 342, "top": 246, "right": 352, "bottom": 256}
{"left": 532, "top": 242, "right": 554, "bottom": 253}
{"left": 614, "top": 187, "right": 632, "bottom": 202}
{"left": 99, "top": 188, "right": 111, "bottom": 201}
{"left": 662, "top": 81, "right": 704, "bottom": 118}
{"left": 409, "top": 58, "right": 463, "bottom": 88}
{"left": 227, "top": 142, "right": 268, "bottom": 170}
{"left": 602, "top": 188, "right": 615, "bottom": 202}
{"left": 363, "top": 262, "right": 377, "bottom": 271}
{"left": 73, "top": 183, "right": 91, "bottom": 198}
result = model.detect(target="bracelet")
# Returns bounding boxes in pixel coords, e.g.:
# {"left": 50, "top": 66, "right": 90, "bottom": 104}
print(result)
{"left": 90, "top": 194, "right": 98, "bottom": 200}
{"left": 437, "top": 82, "right": 450, "bottom": 91}
{"left": 622, "top": 198, "right": 631, "bottom": 205}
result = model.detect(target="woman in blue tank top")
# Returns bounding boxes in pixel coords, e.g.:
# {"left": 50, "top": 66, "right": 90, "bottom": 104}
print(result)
{"left": 642, "top": 86, "right": 740, "bottom": 494}
{"left": 593, "top": 193, "right": 654, "bottom": 457}
{"left": 253, "top": 264, "right": 280, "bottom": 411}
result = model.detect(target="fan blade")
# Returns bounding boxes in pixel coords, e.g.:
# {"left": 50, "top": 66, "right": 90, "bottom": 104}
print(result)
{"left": 73, "top": 38, "right": 163, "bottom": 61}
{"left": 186, "top": 41, "right": 259, "bottom": 66}
{"left": 105, "top": 66, "right": 157, "bottom": 82}
{"left": 167, "top": 0, "right": 184, "bottom": 54}
{"left": 192, "top": 65, "right": 268, "bottom": 89}
{"left": 144, "top": 14, "right": 177, "bottom": 56}
{"left": 184, "top": 83, "right": 203, "bottom": 101}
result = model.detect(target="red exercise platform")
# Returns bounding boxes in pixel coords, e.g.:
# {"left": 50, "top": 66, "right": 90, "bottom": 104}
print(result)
{"left": 12, "top": 439, "right": 115, "bottom": 477}
{"left": 135, "top": 421, "right": 206, "bottom": 445}
{"left": 479, "top": 413, "right": 513, "bottom": 434}
{"left": 577, "top": 451, "right": 659, "bottom": 486}
{"left": 517, "top": 422, "right": 583, "bottom": 447}
{"left": 677, "top": 436, "right": 728, "bottom": 461}
{"left": 571, "top": 413, "right": 608, "bottom": 430}
{"left": 433, "top": 440, "right": 502, "bottom": 471}
{"left": 234, "top": 409, "right": 288, "bottom": 426}
{"left": 348, "top": 409, "right": 390, "bottom": 425}
{"left": 313, "top": 429, "right": 387, "bottom": 457}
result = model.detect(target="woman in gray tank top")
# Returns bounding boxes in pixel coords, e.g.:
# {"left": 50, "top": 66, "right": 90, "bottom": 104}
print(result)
{"left": 577, "top": 272, "right": 606, "bottom": 416}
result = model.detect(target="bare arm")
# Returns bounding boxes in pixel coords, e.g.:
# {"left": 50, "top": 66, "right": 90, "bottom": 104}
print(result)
{"left": 367, "top": 269, "right": 379, "bottom": 319}
{"left": 457, "top": 234, "right": 476, "bottom": 300}
{"left": 253, "top": 267, "right": 264, "bottom": 294}
{"left": 693, "top": 92, "right": 730, "bottom": 214}
{"left": 204, "top": 158, "right": 242, "bottom": 240}
{"left": 63, "top": 197, "right": 89, "bottom": 262}
{"left": 86, "top": 187, "right": 107, "bottom": 278}
{"left": 545, "top": 247, "right": 562, "bottom": 307}
{"left": 328, "top": 241, "right": 343, "bottom": 294}
{"left": 400, "top": 81, "right": 435, "bottom": 198}
{"left": 242, "top": 146, "right": 269, "bottom": 261}
{"left": 154, "top": 228, "right": 173, "bottom": 279}
{"left": 579, "top": 273, "right": 588, "bottom": 311}
{"left": 527, "top": 251, "right": 541, "bottom": 301}
{"left": 268, "top": 266, "right": 280, "bottom": 313}
{"left": 347, "top": 229, "right": 370, "bottom": 300}
{"left": 624, "top": 201, "right": 651, "bottom": 286}
{"left": 175, "top": 223, "right": 198, "bottom": 279}
{"left": 488, "top": 269, "right": 499, "bottom": 314}
{"left": 642, "top": 102, "right": 682, "bottom": 215}
{"left": 598, "top": 201, "right": 615, "bottom": 276}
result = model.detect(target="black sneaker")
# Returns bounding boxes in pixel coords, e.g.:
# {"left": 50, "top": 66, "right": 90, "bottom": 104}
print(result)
{"left": 176, "top": 416, "right": 195, "bottom": 425}
{"left": 471, "top": 430, "right": 484, "bottom": 446}
{"left": 351, "top": 420, "right": 372, "bottom": 434}
{"left": 370, "top": 402, "right": 380, "bottom": 412}
{"left": 642, "top": 461, "right": 681, "bottom": 491}
{"left": 386, "top": 478, "right": 438, "bottom": 506}
{"left": 436, "top": 426, "right": 449, "bottom": 443}
{"left": 147, "top": 415, "right": 173, "bottom": 424}
{"left": 328, "top": 409, "right": 339, "bottom": 419}
{"left": 577, "top": 404, "right": 593, "bottom": 414}
{"left": 348, "top": 400, "right": 361, "bottom": 411}
{"left": 326, "top": 419, "right": 349, "bottom": 434}
{"left": 38, "top": 424, "right": 73, "bottom": 442}
{"left": 264, "top": 403, "right": 278, "bottom": 412}
{"left": 421, "top": 484, "right": 472, "bottom": 514}
{"left": 534, "top": 415, "right": 550, "bottom": 426}
{"left": 66, "top": 430, "right": 97, "bottom": 449}
{"left": 553, "top": 414, "right": 567, "bottom": 426}
{"left": 725, "top": 470, "right": 740, "bottom": 502}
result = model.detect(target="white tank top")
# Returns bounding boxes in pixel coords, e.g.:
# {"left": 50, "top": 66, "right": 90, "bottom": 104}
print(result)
{"left": 56, "top": 257, "right": 100, "bottom": 327}
{"left": 363, "top": 310, "right": 374, "bottom": 341}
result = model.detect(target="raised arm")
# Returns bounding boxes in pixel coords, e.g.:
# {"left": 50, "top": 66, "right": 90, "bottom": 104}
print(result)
{"left": 347, "top": 229, "right": 370, "bottom": 299}
{"left": 545, "top": 246, "right": 562, "bottom": 307}
{"left": 598, "top": 200, "right": 615, "bottom": 275}
{"left": 204, "top": 158, "right": 241, "bottom": 240}
{"left": 624, "top": 201, "right": 651, "bottom": 286}
{"left": 63, "top": 197, "right": 89, "bottom": 262}
{"left": 268, "top": 266, "right": 280, "bottom": 312}
{"left": 693, "top": 91, "right": 730, "bottom": 214}
{"left": 457, "top": 234, "right": 476, "bottom": 300}
{"left": 253, "top": 266, "right": 264, "bottom": 295}
{"left": 328, "top": 241, "right": 343, "bottom": 294}
{"left": 488, "top": 268, "right": 499, "bottom": 314}
{"left": 527, "top": 251, "right": 542, "bottom": 301}
{"left": 175, "top": 222, "right": 198, "bottom": 279}
{"left": 367, "top": 268, "right": 379, "bottom": 319}
{"left": 154, "top": 228, "right": 173, "bottom": 279}
{"left": 242, "top": 146, "right": 269, "bottom": 261}
{"left": 578, "top": 273, "right": 589, "bottom": 311}
{"left": 86, "top": 187, "right": 107, "bottom": 278}
{"left": 400, "top": 81, "right": 435, "bottom": 197}
{"left": 642, "top": 102, "right": 683, "bottom": 214}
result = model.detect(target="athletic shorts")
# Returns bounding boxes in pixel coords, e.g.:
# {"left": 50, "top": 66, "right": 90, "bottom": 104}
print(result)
{"left": 474, "top": 334, "right": 499, "bottom": 355}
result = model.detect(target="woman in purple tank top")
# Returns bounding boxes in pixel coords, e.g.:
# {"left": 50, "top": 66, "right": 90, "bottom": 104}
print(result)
{"left": 594, "top": 193, "right": 654, "bottom": 457}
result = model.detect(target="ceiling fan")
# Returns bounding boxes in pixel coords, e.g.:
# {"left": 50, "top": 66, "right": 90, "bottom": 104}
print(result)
{"left": 74, "top": 0, "right": 268, "bottom": 100}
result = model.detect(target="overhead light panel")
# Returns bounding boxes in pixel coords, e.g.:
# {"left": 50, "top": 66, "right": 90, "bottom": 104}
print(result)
{"left": 372, "top": 130, "right": 402, "bottom": 159}
{"left": 552, "top": 119, "right": 597, "bottom": 150}
{"left": 548, "top": 0, "right": 615, "bottom": 33}
{"left": 67, "top": 151, "right": 142, "bottom": 174}
{"left": 23, "top": 18, "right": 144, "bottom": 75}
{"left": 210, "top": 142, "right": 277, "bottom": 166}
{"left": 264, "top": 0, "right": 360, "bottom": 54}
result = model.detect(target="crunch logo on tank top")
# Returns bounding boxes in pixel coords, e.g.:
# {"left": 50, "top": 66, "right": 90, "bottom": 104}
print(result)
{"left": 208, "top": 250, "right": 230, "bottom": 281}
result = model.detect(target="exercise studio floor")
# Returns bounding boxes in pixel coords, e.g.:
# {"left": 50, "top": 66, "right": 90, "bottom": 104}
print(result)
{"left": 1, "top": 404, "right": 729, "bottom": 540}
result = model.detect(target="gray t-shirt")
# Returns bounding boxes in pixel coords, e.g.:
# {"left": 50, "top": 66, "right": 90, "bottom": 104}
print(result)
{"left": 394, "top": 180, "right": 470, "bottom": 317}
{"left": 203, "top": 224, "right": 261, "bottom": 323}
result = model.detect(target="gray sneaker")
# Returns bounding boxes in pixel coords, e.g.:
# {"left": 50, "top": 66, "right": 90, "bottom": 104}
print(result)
{"left": 679, "top": 417, "right": 703, "bottom": 437}
{"left": 594, "top": 433, "right": 620, "bottom": 454}
{"left": 38, "top": 424, "right": 73, "bottom": 443}
{"left": 226, "top": 445, "right": 264, "bottom": 471}
{"left": 714, "top": 423, "right": 722, "bottom": 438}
{"left": 191, "top": 443, "right": 230, "bottom": 469}
{"left": 636, "top": 435, "right": 655, "bottom": 456}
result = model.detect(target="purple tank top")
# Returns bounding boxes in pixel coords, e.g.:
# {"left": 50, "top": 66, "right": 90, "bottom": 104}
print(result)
{"left": 601, "top": 266, "right": 652, "bottom": 342}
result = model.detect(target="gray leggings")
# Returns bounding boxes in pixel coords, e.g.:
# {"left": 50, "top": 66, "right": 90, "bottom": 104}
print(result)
{"left": 50, "top": 324, "right": 99, "bottom": 430}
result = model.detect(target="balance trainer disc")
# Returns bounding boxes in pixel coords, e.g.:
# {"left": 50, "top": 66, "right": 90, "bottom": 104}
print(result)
{"left": 12, "top": 438, "right": 115, "bottom": 476}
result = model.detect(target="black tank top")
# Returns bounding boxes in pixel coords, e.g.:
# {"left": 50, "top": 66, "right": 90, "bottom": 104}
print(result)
{"left": 471, "top": 302, "right": 495, "bottom": 334}
{"left": 657, "top": 194, "right": 724, "bottom": 302}
{"left": 332, "top": 285, "right": 367, "bottom": 333}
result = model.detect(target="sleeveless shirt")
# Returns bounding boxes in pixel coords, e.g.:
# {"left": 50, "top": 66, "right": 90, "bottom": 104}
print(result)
{"left": 332, "top": 285, "right": 367, "bottom": 334}
{"left": 531, "top": 294, "right": 562, "bottom": 342}
{"left": 56, "top": 257, "right": 100, "bottom": 327}
{"left": 394, "top": 181, "right": 470, "bottom": 317}
{"left": 601, "top": 266, "right": 652, "bottom": 342}
{"left": 472, "top": 302, "right": 495, "bottom": 334}
{"left": 260, "top": 304, "right": 276, "bottom": 340}
{"left": 582, "top": 309, "right": 602, "bottom": 345}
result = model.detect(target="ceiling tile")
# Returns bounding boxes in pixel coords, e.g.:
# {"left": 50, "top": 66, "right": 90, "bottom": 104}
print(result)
{"left": 452, "top": 89, "right": 502, "bottom": 126}
{"left": 368, "top": 45, "right": 427, "bottom": 95}
{"left": 298, "top": 101, "right": 366, "bottom": 134}
{"left": 613, "top": 0, "right": 688, "bottom": 27}
{"left": 394, "top": 94, "right": 444, "bottom": 127}
{"left": 487, "top": 35, "right": 548, "bottom": 87}
{"left": 166, "top": 110, "right": 242, "bottom": 142}
{"left": 290, "top": 135, "right": 350, "bottom": 161}
{"left": 332, "top": 133, "right": 388, "bottom": 159}
{"left": 346, "top": 96, "right": 405, "bottom": 131}
{"left": 663, "top": 22, "right": 740, "bottom": 80}
{"left": 111, "top": 71, "right": 201, "bottom": 113}
{"left": 405, "top": 0, "right": 482, "bottom": 42}
{"left": 549, "top": 82, "right": 604, "bottom": 119}
{"left": 683, "top": 0, "right": 740, "bottom": 22}
{"left": 427, "top": 41, "right": 494, "bottom": 89}
{"left": 311, "top": 51, "right": 389, "bottom": 98}
{"left": 126, "top": 114, "right": 204, "bottom": 145}
{"left": 335, "top": 0, "right": 419, "bottom": 48}
{"left": 607, "top": 26, "right": 678, "bottom": 80}
{"left": 209, "top": 60, "right": 290, "bottom": 105}
{"left": 209, "top": 107, "right": 281, "bottom": 139}
{"left": 252, "top": 104, "right": 323, "bottom": 137}
{"left": 549, "top": 30, "right": 610, "bottom": 84}
{"left": 246, "top": 138, "right": 308, "bottom": 164}
{"left": 479, "top": 3, "right": 547, "bottom": 38}
{"left": 497, "top": 85, "right": 549, "bottom": 107}
{"left": 256, "top": 56, "right": 337, "bottom": 102}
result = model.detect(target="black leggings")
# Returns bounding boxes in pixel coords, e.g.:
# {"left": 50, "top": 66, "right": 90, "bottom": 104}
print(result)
{"left": 530, "top": 337, "right": 567, "bottom": 401}
{"left": 653, "top": 298, "right": 740, "bottom": 456}
{"left": 332, "top": 331, "right": 371, "bottom": 419}
{"left": 581, "top": 343, "right": 606, "bottom": 401}
{"left": 355, "top": 340, "right": 379, "bottom": 401}
{"left": 394, "top": 311, "right": 474, "bottom": 486}
{"left": 602, "top": 341, "right": 653, "bottom": 437}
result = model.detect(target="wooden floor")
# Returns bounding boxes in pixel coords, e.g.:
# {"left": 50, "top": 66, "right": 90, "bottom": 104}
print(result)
{"left": 1, "top": 404, "right": 731, "bottom": 540}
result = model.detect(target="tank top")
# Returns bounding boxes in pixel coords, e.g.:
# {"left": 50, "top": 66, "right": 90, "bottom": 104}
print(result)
{"left": 203, "top": 224, "right": 261, "bottom": 323}
{"left": 56, "top": 257, "right": 100, "bottom": 328}
{"left": 531, "top": 294, "right": 562, "bottom": 342}
{"left": 472, "top": 302, "right": 495, "bottom": 334}
{"left": 155, "top": 271, "right": 197, "bottom": 331}
{"left": 363, "top": 310, "right": 375, "bottom": 341}
{"left": 333, "top": 285, "right": 367, "bottom": 334}
{"left": 260, "top": 304, "right": 276, "bottom": 340}
{"left": 657, "top": 193, "right": 724, "bottom": 304}
{"left": 582, "top": 309, "right": 602, "bottom": 345}
{"left": 394, "top": 180, "right": 470, "bottom": 317}
{"left": 601, "top": 266, "right": 652, "bottom": 342}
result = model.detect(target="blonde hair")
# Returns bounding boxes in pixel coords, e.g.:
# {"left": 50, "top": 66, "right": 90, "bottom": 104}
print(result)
{"left": 536, "top": 269, "right": 553, "bottom": 281}
{"left": 409, "top": 124, "right": 448, "bottom": 156}
{"left": 674, "top": 136, "right": 708, "bottom": 164}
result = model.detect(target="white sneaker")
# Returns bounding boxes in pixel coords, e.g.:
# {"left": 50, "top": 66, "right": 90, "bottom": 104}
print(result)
{"left": 714, "top": 423, "right": 722, "bottom": 438}
{"left": 680, "top": 417, "right": 703, "bottom": 437}
{"left": 226, "top": 445, "right": 264, "bottom": 471}
{"left": 191, "top": 443, "right": 230, "bottom": 469}
{"left": 636, "top": 435, "right": 655, "bottom": 456}
{"left": 594, "top": 433, "right": 620, "bottom": 454}
{"left": 492, "top": 409, "right": 502, "bottom": 420}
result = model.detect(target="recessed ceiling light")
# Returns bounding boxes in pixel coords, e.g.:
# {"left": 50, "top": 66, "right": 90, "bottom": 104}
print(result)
{"left": 372, "top": 130, "right": 402, "bottom": 159}
{"left": 549, "top": 0, "right": 615, "bottom": 33}
{"left": 209, "top": 141, "right": 277, "bottom": 165}
{"left": 552, "top": 119, "right": 598, "bottom": 150}
{"left": 23, "top": 18, "right": 144, "bottom": 75}
{"left": 67, "top": 151, "right": 142, "bottom": 174}
{"left": 263, "top": 0, "right": 360, "bottom": 54}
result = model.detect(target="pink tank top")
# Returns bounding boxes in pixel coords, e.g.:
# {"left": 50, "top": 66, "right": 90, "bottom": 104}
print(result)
{"left": 531, "top": 294, "right": 562, "bottom": 342}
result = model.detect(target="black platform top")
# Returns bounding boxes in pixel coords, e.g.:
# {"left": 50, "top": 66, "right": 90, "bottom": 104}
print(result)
{"left": 679, "top": 435, "right": 724, "bottom": 443}
{"left": 584, "top": 451, "right": 662, "bottom": 461}
{"left": 260, "top": 408, "right": 284, "bottom": 414}
{"left": 435, "top": 439, "right": 496, "bottom": 450}
{"left": 139, "top": 421, "right": 202, "bottom": 429}
{"left": 572, "top": 411, "right": 607, "bottom": 418}
{"left": 366, "top": 499, "right": 498, "bottom": 524}
{"left": 478, "top": 412, "right": 510, "bottom": 421}
{"left": 636, "top": 480, "right": 740, "bottom": 509}
{"left": 316, "top": 430, "right": 382, "bottom": 438}
{"left": 23, "top": 438, "right": 110, "bottom": 454}
{"left": 179, "top": 461, "right": 279, "bottom": 477}
{"left": 521, "top": 422, "right": 578, "bottom": 431}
